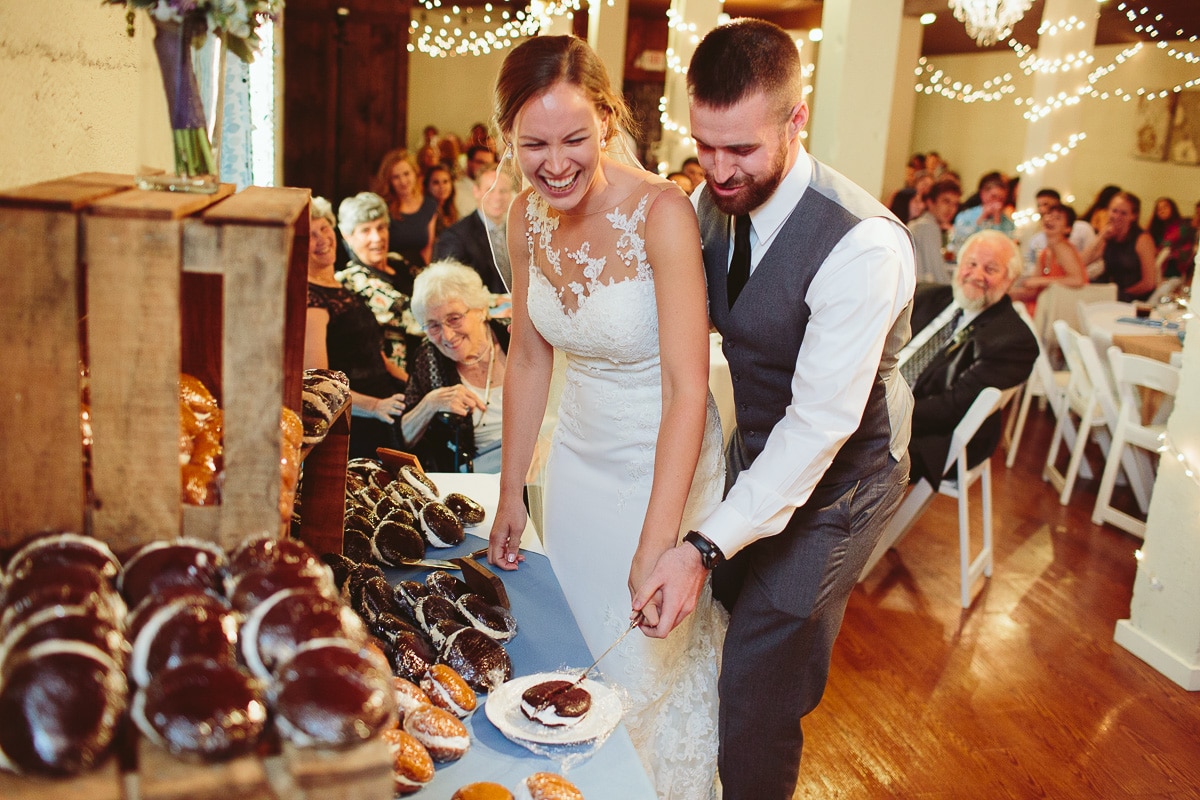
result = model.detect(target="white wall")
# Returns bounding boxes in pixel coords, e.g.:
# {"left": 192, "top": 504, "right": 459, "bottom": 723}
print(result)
{"left": 910, "top": 41, "right": 1200, "bottom": 216}
{"left": 406, "top": 46, "right": 512, "bottom": 147}
{"left": 0, "top": 1, "right": 140, "bottom": 188}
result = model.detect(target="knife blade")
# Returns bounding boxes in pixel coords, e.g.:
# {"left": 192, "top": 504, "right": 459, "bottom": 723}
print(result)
{"left": 530, "top": 614, "right": 644, "bottom": 717}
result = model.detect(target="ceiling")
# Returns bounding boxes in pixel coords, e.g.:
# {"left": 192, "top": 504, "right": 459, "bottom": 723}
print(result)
{"left": 628, "top": 0, "right": 1200, "bottom": 56}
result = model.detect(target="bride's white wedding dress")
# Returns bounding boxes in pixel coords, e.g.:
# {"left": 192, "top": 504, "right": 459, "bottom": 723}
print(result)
{"left": 523, "top": 179, "right": 727, "bottom": 800}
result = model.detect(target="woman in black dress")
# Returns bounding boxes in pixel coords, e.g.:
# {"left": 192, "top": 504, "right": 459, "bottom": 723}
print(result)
{"left": 306, "top": 197, "right": 406, "bottom": 459}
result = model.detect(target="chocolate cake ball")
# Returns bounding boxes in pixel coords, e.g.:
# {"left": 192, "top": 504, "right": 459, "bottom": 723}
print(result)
{"left": 0, "top": 640, "right": 126, "bottom": 776}
{"left": 131, "top": 657, "right": 266, "bottom": 761}
{"left": 519, "top": 680, "right": 592, "bottom": 728}
{"left": 272, "top": 640, "right": 397, "bottom": 748}
{"left": 117, "top": 538, "right": 226, "bottom": 607}
{"left": 240, "top": 587, "right": 367, "bottom": 681}
{"left": 441, "top": 627, "right": 512, "bottom": 692}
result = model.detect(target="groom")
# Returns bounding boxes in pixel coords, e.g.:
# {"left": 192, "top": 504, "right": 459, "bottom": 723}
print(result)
{"left": 635, "top": 19, "right": 916, "bottom": 800}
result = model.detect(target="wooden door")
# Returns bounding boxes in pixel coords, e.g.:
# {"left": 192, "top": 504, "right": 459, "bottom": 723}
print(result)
{"left": 284, "top": 0, "right": 412, "bottom": 207}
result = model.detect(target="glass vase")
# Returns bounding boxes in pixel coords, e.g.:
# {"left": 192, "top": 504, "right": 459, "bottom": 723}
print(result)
{"left": 137, "top": 13, "right": 227, "bottom": 193}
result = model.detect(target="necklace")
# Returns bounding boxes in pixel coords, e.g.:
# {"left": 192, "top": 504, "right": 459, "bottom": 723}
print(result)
{"left": 460, "top": 333, "right": 499, "bottom": 429}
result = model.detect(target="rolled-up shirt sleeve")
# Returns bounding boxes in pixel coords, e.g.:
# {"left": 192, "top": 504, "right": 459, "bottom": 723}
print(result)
{"left": 699, "top": 216, "right": 915, "bottom": 558}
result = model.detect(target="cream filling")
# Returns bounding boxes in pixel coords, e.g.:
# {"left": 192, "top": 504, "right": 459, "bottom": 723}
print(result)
{"left": 519, "top": 699, "right": 586, "bottom": 728}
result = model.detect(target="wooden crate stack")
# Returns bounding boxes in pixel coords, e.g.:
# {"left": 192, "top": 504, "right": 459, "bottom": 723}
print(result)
{"left": 0, "top": 174, "right": 380, "bottom": 799}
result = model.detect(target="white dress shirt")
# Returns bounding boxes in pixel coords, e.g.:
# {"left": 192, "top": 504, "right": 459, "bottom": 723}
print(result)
{"left": 693, "top": 151, "right": 916, "bottom": 557}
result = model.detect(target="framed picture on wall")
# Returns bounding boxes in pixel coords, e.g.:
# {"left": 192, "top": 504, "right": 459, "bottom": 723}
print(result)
{"left": 1169, "top": 91, "right": 1200, "bottom": 166}
{"left": 1131, "top": 95, "right": 1175, "bottom": 161}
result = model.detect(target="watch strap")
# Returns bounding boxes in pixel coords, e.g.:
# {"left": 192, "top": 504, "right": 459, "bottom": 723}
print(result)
{"left": 683, "top": 530, "right": 725, "bottom": 570}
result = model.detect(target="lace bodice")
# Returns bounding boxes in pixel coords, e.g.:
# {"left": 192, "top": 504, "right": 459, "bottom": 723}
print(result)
{"left": 524, "top": 183, "right": 668, "bottom": 364}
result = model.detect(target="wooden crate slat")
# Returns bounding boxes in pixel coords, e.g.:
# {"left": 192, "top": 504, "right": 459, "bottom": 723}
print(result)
{"left": 0, "top": 206, "right": 87, "bottom": 544}
{"left": 0, "top": 174, "right": 135, "bottom": 211}
{"left": 135, "top": 739, "right": 272, "bottom": 800}
{"left": 272, "top": 739, "right": 392, "bottom": 800}
{"left": 86, "top": 215, "right": 183, "bottom": 550}
{"left": 219, "top": 223, "right": 291, "bottom": 546}
{"left": 202, "top": 185, "right": 310, "bottom": 227}
{"left": 297, "top": 405, "right": 350, "bottom": 556}
{"left": 0, "top": 756, "right": 124, "bottom": 800}
{"left": 89, "top": 184, "right": 236, "bottom": 221}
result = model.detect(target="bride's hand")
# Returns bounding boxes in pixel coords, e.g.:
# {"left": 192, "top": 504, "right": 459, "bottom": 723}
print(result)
{"left": 632, "top": 544, "right": 707, "bottom": 639}
{"left": 629, "top": 544, "right": 667, "bottom": 628}
{"left": 488, "top": 500, "right": 527, "bottom": 571}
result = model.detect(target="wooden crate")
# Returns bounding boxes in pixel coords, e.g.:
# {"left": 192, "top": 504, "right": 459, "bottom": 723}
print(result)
{"left": 0, "top": 174, "right": 313, "bottom": 554}
{"left": 0, "top": 736, "right": 392, "bottom": 800}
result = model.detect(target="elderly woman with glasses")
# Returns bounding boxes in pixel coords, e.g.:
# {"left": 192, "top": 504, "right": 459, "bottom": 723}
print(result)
{"left": 336, "top": 191, "right": 421, "bottom": 381}
{"left": 306, "top": 197, "right": 406, "bottom": 458}
{"left": 401, "top": 260, "right": 509, "bottom": 472}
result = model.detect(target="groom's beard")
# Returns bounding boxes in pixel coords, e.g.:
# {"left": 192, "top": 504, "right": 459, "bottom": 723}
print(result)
{"left": 709, "top": 138, "right": 789, "bottom": 218}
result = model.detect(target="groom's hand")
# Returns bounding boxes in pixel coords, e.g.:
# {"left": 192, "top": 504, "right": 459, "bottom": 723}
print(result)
{"left": 632, "top": 544, "right": 707, "bottom": 639}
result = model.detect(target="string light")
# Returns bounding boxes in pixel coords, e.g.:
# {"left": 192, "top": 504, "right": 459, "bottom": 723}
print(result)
{"left": 1014, "top": 132, "right": 1087, "bottom": 173}
{"left": 407, "top": 1, "right": 582, "bottom": 58}
{"left": 1158, "top": 431, "right": 1200, "bottom": 489}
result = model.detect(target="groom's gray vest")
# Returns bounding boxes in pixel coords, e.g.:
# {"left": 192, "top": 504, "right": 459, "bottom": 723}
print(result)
{"left": 698, "top": 156, "right": 913, "bottom": 489}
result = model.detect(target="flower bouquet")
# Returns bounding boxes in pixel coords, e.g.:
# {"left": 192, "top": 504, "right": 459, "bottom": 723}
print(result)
{"left": 103, "top": 0, "right": 284, "bottom": 192}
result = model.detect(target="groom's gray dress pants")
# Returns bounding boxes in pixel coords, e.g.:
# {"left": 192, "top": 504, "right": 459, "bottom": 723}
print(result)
{"left": 713, "top": 445, "right": 910, "bottom": 800}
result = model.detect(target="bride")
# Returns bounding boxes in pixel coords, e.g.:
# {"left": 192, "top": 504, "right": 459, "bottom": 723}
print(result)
{"left": 485, "top": 35, "right": 727, "bottom": 800}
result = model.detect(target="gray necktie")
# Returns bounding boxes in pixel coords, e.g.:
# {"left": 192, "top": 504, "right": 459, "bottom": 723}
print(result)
{"left": 901, "top": 308, "right": 963, "bottom": 385}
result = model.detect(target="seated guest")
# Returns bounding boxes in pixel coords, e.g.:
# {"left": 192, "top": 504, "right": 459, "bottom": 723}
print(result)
{"left": 1149, "top": 196, "right": 1195, "bottom": 281}
{"left": 1021, "top": 188, "right": 1097, "bottom": 269}
{"left": 666, "top": 171, "right": 694, "bottom": 195}
{"left": 681, "top": 156, "right": 705, "bottom": 190}
{"left": 908, "top": 178, "right": 962, "bottom": 284}
{"left": 374, "top": 149, "right": 437, "bottom": 267}
{"left": 425, "top": 163, "right": 459, "bottom": 239}
{"left": 950, "top": 172, "right": 1015, "bottom": 255}
{"left": 432, "top": 166, "right": 515, "bottom": 293}
{"left": 1010, "top": 204, "right": 1088, "bottom": 311}
{"left": 901, "top": 230, "right": 1038, "bottom": 488}
{"left": 1080, "top": 191, "right": 1158, "bottom": 302}
{"left": 306, "top": 198, "right": 406, "bottom": 459}
{"left": 402, "top": 261, "right": 509, "bottom": 473}
{"left": 454, "top": 144, "right": 498, "bottom": 218}
{"left": 1082, "top": 184, "right": 1121, "bottom": 234}
{"left": 336, "top": 192, "right": 417, "bottom": 381}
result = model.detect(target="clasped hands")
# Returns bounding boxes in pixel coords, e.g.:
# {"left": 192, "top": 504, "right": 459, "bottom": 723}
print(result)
{"left": 629, "top": 541, "right": 708, "bottom": 639}
{"left": 432, "top": 384, "right": 487, "bottom": 419}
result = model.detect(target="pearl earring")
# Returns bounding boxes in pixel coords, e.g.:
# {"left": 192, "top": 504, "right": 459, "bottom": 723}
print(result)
{"left": 600, "top": 136, "right": 607, "bottom": 148}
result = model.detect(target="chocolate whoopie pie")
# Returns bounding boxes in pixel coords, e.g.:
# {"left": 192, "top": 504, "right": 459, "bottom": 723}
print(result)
{"left": 456, "top": 594, "right": 518, "bottom": 642}
{"left": 399, "top": 466, "right": 440, "bottom": 501}
{"left": 426, "top": 569, "right": 471, "bottom": 601}
{"left": 386, "top": 629, "right": 439, "bottom": 682}
{"left": 441, "top": 627, "right": 512, "bottom": 692}
{"left": 519, "top": 680, "right": 592, "bottom": 728}
{"left": 372, "top": 520, "right": 425, "bottom": 566}
{"left": 117, "top": 539, "right": 226, "bottom": 608}
{"left": 443, "top": 493, "right": 486, "bottom": 525}
{"left": 240, "top": 587, "right": 367, "bottom": 680}
{"left": 418, "top": 502, "right": 465, "bottom": 548}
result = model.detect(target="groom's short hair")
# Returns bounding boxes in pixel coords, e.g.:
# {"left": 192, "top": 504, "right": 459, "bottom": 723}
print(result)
{"left": 687, "top": 19, "right": 804, "bottom": 119}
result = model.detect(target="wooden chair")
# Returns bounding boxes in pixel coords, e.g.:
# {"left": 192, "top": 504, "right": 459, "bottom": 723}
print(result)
{"left": 1091, "top": 347, "right": 1180, "bottom": 538}
{"left": 861, "top": 385, "right": 1022, "bottom": 608}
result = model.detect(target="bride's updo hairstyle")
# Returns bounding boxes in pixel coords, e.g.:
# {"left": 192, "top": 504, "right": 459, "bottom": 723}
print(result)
{"left": 492, "top": 35, "right": 637, "bottom": 154}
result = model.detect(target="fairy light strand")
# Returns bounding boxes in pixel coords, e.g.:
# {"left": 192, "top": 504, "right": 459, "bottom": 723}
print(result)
{"left": 1014, "top": 132, "right": 1087, "bottom": 174}
{"left": 407, "top": 1, "right": 583, "bottom": 58}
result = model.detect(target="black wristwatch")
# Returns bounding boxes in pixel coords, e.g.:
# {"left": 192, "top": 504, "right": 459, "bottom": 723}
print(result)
{"left": 683, "top": 530, "right": 725, "bottom": 570}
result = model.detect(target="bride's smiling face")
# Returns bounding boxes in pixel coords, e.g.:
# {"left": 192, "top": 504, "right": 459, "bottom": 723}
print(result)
{"left": 513, "top": 81, "right": 608, "bottom": 214}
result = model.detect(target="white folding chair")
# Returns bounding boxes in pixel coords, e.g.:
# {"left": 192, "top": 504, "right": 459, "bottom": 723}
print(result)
{"left": 1043, "top": 321, "right": 1109, "bottom": 504}
{"left": 860, "top": 385, "right": 1022, "bottom": 608}
{"left": 1005, "top": 302, "right": 1070, "bottom": 468}
{"left": 1091, "top": 347, "right": 1180, "bottom": 538}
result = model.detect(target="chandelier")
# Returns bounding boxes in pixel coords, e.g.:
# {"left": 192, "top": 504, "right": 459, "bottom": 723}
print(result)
{"left": 949, "top": 0, "right": 1034, "bottom": 47}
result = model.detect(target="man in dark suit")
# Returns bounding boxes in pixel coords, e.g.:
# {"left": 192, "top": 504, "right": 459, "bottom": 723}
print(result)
{"left": 433, "top": 166, "right": 513, "bottom": 293}
{"left": 903, "top": 229, "right": 1038, "bottom": 488}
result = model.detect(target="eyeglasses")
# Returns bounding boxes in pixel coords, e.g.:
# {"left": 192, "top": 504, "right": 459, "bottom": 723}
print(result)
{"left": 423, "top": 309, "right": 477, "bottom": 336}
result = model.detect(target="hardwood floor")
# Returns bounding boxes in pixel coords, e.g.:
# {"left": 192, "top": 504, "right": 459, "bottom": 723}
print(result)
{"left": 795, "top": 406, "right": 1200, "bottom": 798}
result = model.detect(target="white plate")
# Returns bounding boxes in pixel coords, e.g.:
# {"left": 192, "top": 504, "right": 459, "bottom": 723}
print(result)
{"left": 485, "top": 672, "right": 622, "bottom": 747}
